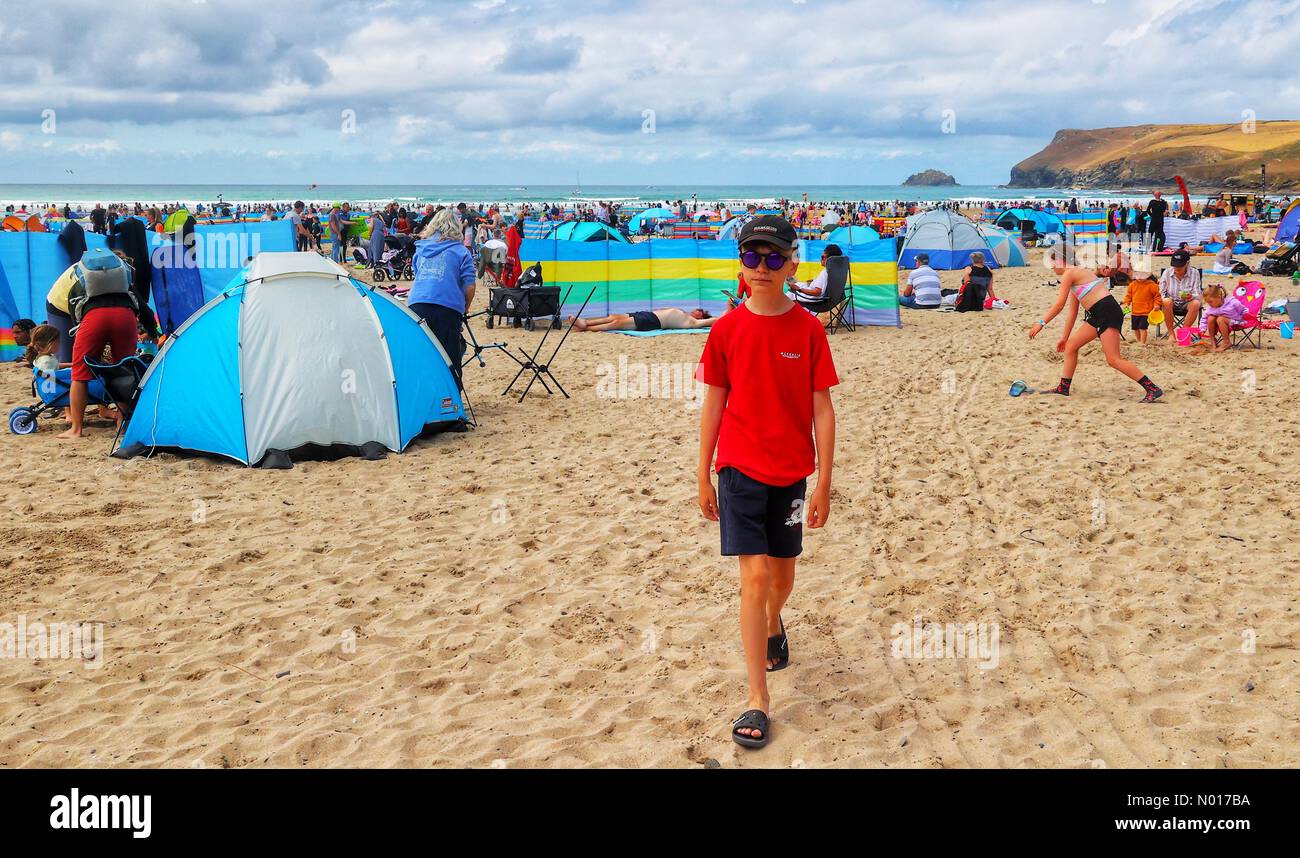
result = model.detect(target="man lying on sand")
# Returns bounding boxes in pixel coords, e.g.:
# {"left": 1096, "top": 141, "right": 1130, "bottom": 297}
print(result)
{"left": 568, "top": 307, "right": 716, "bottom": 332}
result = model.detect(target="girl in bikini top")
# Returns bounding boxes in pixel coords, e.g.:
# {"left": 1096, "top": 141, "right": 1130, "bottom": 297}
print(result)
{"left": 1073, "top": 277, "right": 1107, "bottom": 303}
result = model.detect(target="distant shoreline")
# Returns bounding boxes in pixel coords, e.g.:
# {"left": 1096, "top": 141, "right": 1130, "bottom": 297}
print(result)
{"left": 0, "top": 182, "right": 1263, "bottom": 210}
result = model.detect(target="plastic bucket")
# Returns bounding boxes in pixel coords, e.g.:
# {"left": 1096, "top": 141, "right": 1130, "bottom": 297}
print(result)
{"left": 1282, "top": 321, "right": 1295, "bottom": 340}
{"left": 1175, "top": 327, "right": 1196, "bottom": 347}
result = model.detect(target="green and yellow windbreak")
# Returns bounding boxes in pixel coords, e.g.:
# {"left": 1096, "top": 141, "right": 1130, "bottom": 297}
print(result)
{"left": 519, "top": 237, "right": 901, "bottom": 326}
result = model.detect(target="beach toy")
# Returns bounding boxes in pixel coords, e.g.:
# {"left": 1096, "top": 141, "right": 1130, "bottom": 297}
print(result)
{"left": 1148, "top": 309, "right": 1165, "bottom": 326}
{"left": 1008, "top": 380, "right": 1034, "bottom": 397}
{"left": 1282, "top": 321, "right": 1294, "bottom": 339}
{"left": 1175, "top": 327, "right": 1198, "bottom": 347}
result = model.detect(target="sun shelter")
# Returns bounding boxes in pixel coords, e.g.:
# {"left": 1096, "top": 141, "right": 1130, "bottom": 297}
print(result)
{"left": 543, "top": 221, "right": 629, "bottom": 243}
{"left": 825, "top": 225, "right": 882, "bottom": 246}
{"left": 992, "top": 208, "right": 1065, "bottom": 238}
{"left": 1276, "top": 199, "right": 1300, "bottom": 243}
{"left": 627, "top": 207, "right": 676, "bottom": 233}
{"left": 116, "top": 253, "right": 467, "bottom": 467}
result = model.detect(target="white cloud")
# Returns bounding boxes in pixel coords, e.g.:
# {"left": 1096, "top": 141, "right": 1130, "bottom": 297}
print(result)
{"left": 1, "top": 0, "right": 1296, "bottom": 183}
{"left": 69, "top": 139, "right": 121, "bottom": 156}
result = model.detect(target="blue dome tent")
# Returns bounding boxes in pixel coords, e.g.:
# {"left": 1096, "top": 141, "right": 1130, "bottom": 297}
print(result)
{"left": 543, "top": 221, "right": 629, "bottom": 243}
{"left": 899, "top": 211, "right": 998, "bottom": 269}
{"left": 116, "top": 253, "right": 467, "bottom": 468}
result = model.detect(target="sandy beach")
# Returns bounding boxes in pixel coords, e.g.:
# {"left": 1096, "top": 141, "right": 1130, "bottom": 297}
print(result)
{"left": 2, "top": 250, "right": 1298, "bottom": 769}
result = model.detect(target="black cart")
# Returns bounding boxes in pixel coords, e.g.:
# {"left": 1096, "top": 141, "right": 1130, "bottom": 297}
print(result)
{"left": 486, "top": 286, "right": 563, "bottom": 331}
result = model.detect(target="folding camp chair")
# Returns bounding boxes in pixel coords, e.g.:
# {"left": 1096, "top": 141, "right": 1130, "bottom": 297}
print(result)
{"left": 1228, "top": 283, "right": 1268, "bottom": 349}
{"left": 502, "top": 286, "right": 596, "bottom": 403}
{"left": 799, "top": 255, "right": 854, "bottom": 333}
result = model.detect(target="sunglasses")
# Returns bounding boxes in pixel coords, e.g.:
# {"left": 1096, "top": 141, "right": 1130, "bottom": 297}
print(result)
{"left": 739, "top": 249, "right": 790, "bottom": 270}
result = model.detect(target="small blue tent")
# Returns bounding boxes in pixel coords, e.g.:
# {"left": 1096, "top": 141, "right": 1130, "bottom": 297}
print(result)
{"left": 118, "top": 253, "right": 467, "bottom": 467}
{"left": 543, "top": 221, "right": 629, "bottom": 243}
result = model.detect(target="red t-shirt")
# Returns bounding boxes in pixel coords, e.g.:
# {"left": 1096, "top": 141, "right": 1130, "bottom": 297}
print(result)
{"left": 697, "top": 303, "right": 839, "bottom": 486}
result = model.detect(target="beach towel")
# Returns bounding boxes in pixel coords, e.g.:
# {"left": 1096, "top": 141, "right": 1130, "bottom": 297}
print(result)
{"left": 606, "top": 328, "right": 710, "bottom": 337}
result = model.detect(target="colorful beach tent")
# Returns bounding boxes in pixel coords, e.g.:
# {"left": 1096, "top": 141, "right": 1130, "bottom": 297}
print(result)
{"left": 825, "top": 225, "right": 881, "bottom": 246}
{"left": 1276, "top": 200, "right": 1300, "bottom": 243}
{"left": 117, "top": 253, "right": 467, "bottom": 467}
{"left": 899, "top": 211, "right": 998, "bottom": 269}
{"left": 543, "top": 221, "right": 629, "bottom": 243}
{"left": 993, "top": 208, "right": 1064, "bottom": 237}
{"left": 976, "top": 225, "right": 1028, "bottom": 267}
{"left": 627, "top": 207, "right": 676, "bottom": 232}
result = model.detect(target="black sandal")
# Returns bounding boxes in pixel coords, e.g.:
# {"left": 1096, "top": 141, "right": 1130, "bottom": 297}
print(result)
{"left": 731, "top": 709, "right": 770, "bottom": 749}
{"left": 766, "top": 616, "right": 789, "bottom": 672}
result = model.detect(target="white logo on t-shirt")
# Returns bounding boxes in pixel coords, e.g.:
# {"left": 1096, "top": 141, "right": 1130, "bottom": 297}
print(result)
{"left": 779, "top": 351, "right": 801, "bottom": 359}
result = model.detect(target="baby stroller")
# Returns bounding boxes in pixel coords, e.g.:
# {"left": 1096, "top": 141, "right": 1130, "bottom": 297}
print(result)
{"left": 1258, "top": 242, "right": 1298, "bottom": 277}
{"left": 8, "top": 365, "right": 111, "bottom": 435}
{"left": 356, "top": 234, "right": 416, "bottom": 284}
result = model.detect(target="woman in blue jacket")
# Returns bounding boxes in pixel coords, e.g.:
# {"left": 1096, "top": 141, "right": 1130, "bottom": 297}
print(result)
{"left": 408, "top": 208, "right": 476, "bottom": 384}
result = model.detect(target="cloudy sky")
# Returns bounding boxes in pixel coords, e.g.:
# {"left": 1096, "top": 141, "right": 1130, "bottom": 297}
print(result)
{"left": 0, "top": 0, "right": 1295, "bottom": 186}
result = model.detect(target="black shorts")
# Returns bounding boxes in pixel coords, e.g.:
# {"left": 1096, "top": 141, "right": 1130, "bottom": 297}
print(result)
{"left": 1130, "top": 314, "right": 1149, "bottom": 331}
{"left": 630, "top": 310, "right": 661, "bottom": 332}
{"left": 1083, "top": 294, "right": 1125, "bottom": 335}
{"left": 718, "top": 467, "right": 806, "bottom": 558}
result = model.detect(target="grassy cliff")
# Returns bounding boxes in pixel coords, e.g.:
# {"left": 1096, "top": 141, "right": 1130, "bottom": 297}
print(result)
{"left": 1009, "top": 122, "right": 1300, "bottom": 191}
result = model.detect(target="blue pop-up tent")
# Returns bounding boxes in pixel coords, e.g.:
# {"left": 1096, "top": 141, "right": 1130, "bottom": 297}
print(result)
{"left": 543, "top": 221, "right": 629, "bottom": 243}
{"left": 118, "top": 253, "right": 467, "bottom": 468}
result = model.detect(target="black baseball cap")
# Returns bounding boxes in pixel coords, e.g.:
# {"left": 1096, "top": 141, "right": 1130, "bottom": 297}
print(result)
{"left": 1170, "top": 249, "right": 1191, "bottom": 265}
{"left": 738, "top": 215, "right": 797, "bottom": 253}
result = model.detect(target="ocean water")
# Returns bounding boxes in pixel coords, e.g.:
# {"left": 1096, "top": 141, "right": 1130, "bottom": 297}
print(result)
{"left": 0, "top": 183, "right": 1157, "bottom": 209}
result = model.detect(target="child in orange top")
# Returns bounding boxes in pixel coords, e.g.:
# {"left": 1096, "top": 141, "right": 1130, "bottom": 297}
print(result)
{"left": 1122, "top": 274, "right": 1161, "bottom": 344}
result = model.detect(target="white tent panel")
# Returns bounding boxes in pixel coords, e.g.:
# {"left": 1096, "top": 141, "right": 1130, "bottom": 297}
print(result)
{"left": 239, "top": 275, "right": 400, "bottom": 464}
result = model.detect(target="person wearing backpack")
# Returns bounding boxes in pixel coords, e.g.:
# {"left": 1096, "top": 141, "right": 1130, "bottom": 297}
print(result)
{"left": 56, "top": 249, "right": 140, "bottom": 440}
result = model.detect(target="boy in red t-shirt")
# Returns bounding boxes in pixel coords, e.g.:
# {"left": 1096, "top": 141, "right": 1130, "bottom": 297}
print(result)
{"left": 697, "top": 215, "right": 839, "bottom": 749}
